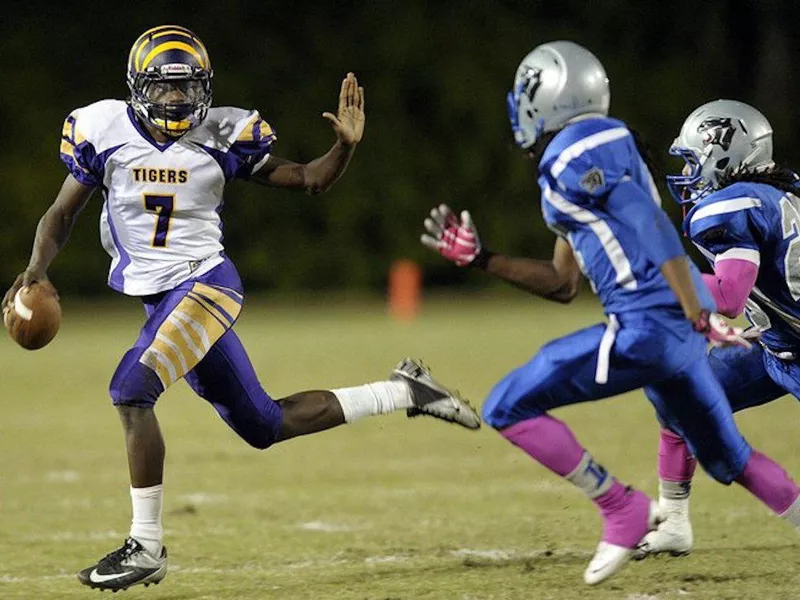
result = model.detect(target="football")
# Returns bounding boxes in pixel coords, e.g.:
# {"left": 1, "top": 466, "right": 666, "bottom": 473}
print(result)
{"left": 3, "top": 282, "right": 62, "bottom": 350}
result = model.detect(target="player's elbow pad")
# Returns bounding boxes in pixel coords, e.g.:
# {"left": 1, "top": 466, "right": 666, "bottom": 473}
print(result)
{"left": 607, "top": 180, "right": 685, "bottom": 268}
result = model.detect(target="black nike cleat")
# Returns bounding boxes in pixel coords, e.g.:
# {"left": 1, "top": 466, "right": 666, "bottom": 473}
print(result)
{"left": 77, "top": 537, "right": 167, "bottom": 592}
{"left": 390, "top": 358, "right": 481, "bottom": 430}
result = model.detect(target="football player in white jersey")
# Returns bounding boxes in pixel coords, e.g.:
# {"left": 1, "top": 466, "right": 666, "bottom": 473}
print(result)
{"left": 2, "top": 25, "right": 480, "bottom": 592}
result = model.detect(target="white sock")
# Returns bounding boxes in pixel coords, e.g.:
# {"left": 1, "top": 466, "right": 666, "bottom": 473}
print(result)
{"left": 659, "top": 479, "right": 690, "bottom": 516}
{"left": 780, "top": 494, "right": 800, "bottom": 530}
{"left": 332, "top": 381, "right": 412, "bottom": 423}
{"left": 130, "top": 484, "right": 164, "bottom": 556}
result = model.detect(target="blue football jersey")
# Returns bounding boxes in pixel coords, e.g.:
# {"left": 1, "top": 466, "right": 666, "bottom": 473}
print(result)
{"left": 685, "top": 180, "right": 800, "bottom": 353}
{"left": 538, "top": 117, "right": 713, "bottom": 315}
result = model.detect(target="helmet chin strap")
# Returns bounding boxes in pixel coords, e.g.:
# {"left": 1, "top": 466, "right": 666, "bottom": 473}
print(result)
{"left": 146, "top": 100, "right": 206, "bottom": 138}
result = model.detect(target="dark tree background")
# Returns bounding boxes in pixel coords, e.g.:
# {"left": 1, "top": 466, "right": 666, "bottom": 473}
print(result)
{"left": 2, "top": 0, "right": 799, "bottom": 295}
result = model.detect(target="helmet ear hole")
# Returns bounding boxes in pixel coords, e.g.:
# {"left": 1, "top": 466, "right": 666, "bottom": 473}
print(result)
{"left": 716, "top": 157, "right": 730, "bottom": 170}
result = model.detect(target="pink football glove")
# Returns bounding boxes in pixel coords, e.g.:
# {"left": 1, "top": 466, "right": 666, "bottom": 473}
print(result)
{"left": 692, "top": 309, "right": 752, "bottom": 349}
{"left": 421, "top": 204, "right": 481, "bottom": 267}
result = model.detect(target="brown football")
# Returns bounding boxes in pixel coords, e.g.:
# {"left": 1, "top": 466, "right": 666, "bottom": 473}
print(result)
{"left": 4, "top": 281, "right": 62, "bottom": 350}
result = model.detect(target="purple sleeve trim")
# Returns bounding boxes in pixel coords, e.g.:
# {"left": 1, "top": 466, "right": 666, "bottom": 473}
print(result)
{"left": 194, "top": 135, "right": 276, "bottom": 182}
{"left": 60, "top": 116, "right": 125, "bottom": 187}
{"left": 230, "top": 135, "right": 276, "bottom": 180}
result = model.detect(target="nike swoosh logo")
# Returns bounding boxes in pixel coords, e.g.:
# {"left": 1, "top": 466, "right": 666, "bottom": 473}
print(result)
{"left": 588, "top": 565, "right": 606, "bottom": 573}
{"left": 89, "top": 568, "right": 134, "bottom": 583}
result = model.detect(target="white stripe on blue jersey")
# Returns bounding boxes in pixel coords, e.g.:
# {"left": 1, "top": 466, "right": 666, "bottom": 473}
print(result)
{"left": 716, "top": 247, "right": 761, "bottom": 265}
{"left": 550, "top": 127, "right": 630, "bottom": 178}
{"left": 543, "top": 184, "right": 637, "bottom": 290}
{"left": 693, "top": 243, "right": 715, "bottom": 263}
{"left": 690, "top": 197, "right": 762, "bottom": 224}
{"left": 643, "top": 163, "right": 662, "bottom": 207}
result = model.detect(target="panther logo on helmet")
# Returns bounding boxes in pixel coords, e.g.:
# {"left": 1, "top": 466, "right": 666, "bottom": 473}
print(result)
{"left": 697, "top": 117, "right": 736, "bottom": 151}
{"left": 520, "top": 66, "right": 543, "bottom": 103}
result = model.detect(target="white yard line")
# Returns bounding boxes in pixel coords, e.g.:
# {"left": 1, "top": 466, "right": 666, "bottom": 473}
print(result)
{"left": 298, "top": 520, "right": 362, "bottom": 532}
{"left": 0, "top": 547, "right": 595, "bottom": 585}
{"left": 25, "top": 530, "right": 125, "bottom": 542}
{"left": 176, "top": 492, "right": 228, "bottom": 505}
{"left": 364, "top": 555, "right": 410, "bottom": 565}
{"left": 24, "top": 529, "right": 175, "bottom": 543}
{"left": 452, "top": 547, "right": 594, "bottom": 560}
{"left": 44, "top": 470, "right": 80, "bottom": 483}
{"left": 0, "top": 573, "right": 73, "bottom": 584}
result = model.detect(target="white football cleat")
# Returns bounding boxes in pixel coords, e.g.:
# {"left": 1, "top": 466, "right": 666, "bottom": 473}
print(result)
{"left": 584, "top": 500, "right": 663, "bottom": 585}
{"left": 634, "top": 511, "right": 693, "bottom": 559}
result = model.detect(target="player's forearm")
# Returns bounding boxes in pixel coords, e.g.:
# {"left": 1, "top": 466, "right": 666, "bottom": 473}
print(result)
{"left": 303, "top": 140, "right": 356, "bottom": 195}
{"left": 660, "top": 256, "right": 703, "bottom": 321}
{"left": 26, "top": 205, "right": 76, "bottom": 274}
{"left": 475, "top": 252, "right": 579, "bottom": 303}
{"left": 702, "top": 259, "right": 759, "bottom": 318}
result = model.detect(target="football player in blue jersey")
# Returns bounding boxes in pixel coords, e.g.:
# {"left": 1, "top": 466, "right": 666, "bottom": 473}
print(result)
{"left": 422, "top": 42, "right": 800, "bottom": 585}
{"left": 2, "top": 25, "right": 479, "bottom": 592}
{"left": 636, "top": 100, "right": 800, "bottom": 558}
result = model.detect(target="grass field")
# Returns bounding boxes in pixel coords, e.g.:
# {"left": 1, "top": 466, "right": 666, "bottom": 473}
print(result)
{"left": 1, "top": 293, "right": 798, "bottom": 600}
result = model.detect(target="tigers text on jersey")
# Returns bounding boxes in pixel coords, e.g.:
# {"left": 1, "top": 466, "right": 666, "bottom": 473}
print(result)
{"left": 60, "top": 100, "right": 276, "bottom": 296}
{"left": 685, "top": 180, "right": 800, "bottom": 353}
{"left": 537, "top": 117, "right": 712, "bottom": 315}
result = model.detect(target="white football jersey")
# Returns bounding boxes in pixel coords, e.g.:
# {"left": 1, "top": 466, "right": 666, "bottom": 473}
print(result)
{"left": 60, "top": 100, "right": 276, "bottom": 296}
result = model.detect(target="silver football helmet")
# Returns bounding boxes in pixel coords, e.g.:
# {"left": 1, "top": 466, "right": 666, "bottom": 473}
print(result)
{"left": 506, "top": 41, "right": 610, "bottom": 149}
{"left": 667, "top": 99, "right": 774, "bottom": 204}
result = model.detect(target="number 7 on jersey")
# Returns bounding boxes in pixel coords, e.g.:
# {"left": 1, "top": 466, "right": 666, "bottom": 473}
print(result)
{"left": 144, "top": 194, "right": 175, "bottom": 247}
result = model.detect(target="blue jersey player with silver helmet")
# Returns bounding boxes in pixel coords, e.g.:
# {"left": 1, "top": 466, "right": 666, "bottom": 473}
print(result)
{"left": 1, "top": 25, "right": 480, "bottom": 592}
{"left": 637, "top": 100, "right": 800, "bottom": 558}
{"left": 421, "top": 41, "right": 800, "bottom": 585}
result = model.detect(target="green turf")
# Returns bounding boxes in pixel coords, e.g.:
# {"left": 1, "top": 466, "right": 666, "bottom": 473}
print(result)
{"left": 1, "top": 294, "right": 798, "bottom": 599}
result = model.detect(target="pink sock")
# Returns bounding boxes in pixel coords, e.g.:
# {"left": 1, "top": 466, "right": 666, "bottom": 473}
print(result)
{"left": 658, "top": 428, "right": 697, "bottom": 482}
{"left": 501, "top": 416, "right": 615, "bottom": 501}
{"left": 736, "top": 450, "right": 800, "bottom": 514}
{"left": 593, "top": 478, "right": 628, "bottom": 512}
{"left": 501, "top": 416, "right": 651, "bottom": 547}
{"left": 593, "top": 479, "right": 653, "bottom": 547}
{"left": 501, "top": 415, "right": 584, "bottom": 476}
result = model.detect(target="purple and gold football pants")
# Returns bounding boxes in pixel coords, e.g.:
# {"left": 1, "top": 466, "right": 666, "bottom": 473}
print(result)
{"left": 109, "top": 257, "right": 283, "bottom": 449}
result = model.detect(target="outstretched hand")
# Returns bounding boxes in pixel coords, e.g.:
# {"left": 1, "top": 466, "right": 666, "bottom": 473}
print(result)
{"left": 323, "top": 72, "right": 365, "bottom": 146}
{"left": 421, "top": 204, "right": 482, "bottom": 267}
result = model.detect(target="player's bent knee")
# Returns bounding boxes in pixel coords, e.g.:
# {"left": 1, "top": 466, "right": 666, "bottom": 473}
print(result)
{"left": 482, "top": 372, "right": 545, "bottom": 429}
{"left": 243, "top": 435, "right": 275, "bottom": 451}
{"left": 224, "top": 399, "right": 282, "bottom": 450}
{"left": 109, "top": 350, "right": 164, "bottom": 408}
{"left": 694, "top": 449, "right": 749, "bottom": 485}
{"left": 238, "top": 428, "right": 278, "bottom": 450}
{"left": 699, "top": 461, "right": 738, "bottom": 485}
{"left": 482, "top": 379, "right": 512, "bottom": 428}
{"left": 482, "top": 398, "right": 508, "bottom": 429}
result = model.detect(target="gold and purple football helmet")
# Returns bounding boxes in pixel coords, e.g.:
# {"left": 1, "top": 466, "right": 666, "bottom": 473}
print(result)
{"left": 127, "top": 25, "right": 213, "bottom": 137}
